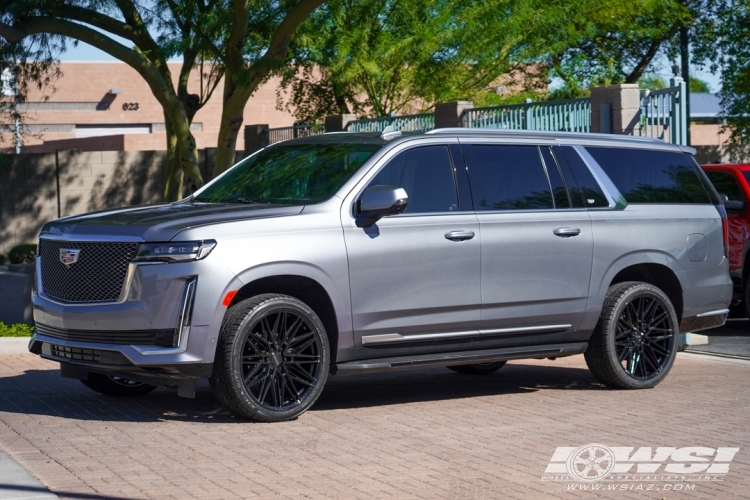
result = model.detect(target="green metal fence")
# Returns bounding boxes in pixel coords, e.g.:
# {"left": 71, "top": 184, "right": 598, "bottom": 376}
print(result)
{"left": 262, "top": 86, "right": 689, "bottom": 147}
{"left": 345, "top": 113, "right": 435, "bottom": 133}
{"left": 460, "top": 98, "right": 591, "bottom": 132}
{"left": 638, "top": 78, "right": 688, "bottom": 146}
{"left": 263, "top": 124, "right": 325, "bottom": 146}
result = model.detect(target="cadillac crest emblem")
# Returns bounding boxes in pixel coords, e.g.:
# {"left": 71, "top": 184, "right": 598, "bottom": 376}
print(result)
{"left": 59, "top": 248, "right": 81, "bottom": 266}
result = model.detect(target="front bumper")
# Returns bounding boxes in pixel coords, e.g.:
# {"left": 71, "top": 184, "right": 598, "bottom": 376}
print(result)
{"left": 28, "top": 334, "right": 214, "bottom": 384}
{"left": 31, "top": 251, "right": 239, "bottom": 369}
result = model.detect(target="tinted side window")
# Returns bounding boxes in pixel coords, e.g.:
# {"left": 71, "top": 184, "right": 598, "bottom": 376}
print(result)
{"left": 586, "top": 147, "right": 711, "bottom": 204}
{"left": 706, "top": 171, "right": 744, "bottom": 203}
{"left": 368, "top": 145, "right": 458, "bottom": 214}
{"left": 465, "top": 145, "right": 554, "bottom": 210}
{"left": 554, "top": 146, "right": 609, "bottom": 208}
{"left": 540, "top": 147, "right": 571, "bottom": 208}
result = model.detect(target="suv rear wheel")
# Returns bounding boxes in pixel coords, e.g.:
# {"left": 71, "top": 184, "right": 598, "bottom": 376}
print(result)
{"left": 210, "top": 294, "right": 330, "bottom": 422}
{"left": 447, "top": 361, "right": 506, "bottom": 375}
{"left": 585, "top": 282, "right": 678, "bottom": 389}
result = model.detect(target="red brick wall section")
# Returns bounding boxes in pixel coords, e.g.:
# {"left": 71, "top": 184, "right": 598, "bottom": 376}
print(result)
{"left": 0, "top": 61, "right": 296, "bottom": 150}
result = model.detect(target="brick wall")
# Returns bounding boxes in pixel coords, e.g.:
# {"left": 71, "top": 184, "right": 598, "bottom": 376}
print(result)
{"left": 0, "top": 61, "right": 295, "bottom": 151}
{"left": 0, "top": 150, "right": 222, "bottom": 256}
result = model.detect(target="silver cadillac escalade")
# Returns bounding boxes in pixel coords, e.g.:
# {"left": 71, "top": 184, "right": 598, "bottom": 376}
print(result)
{"left": 29, "top": 129, "right": 733, "bottom": 422}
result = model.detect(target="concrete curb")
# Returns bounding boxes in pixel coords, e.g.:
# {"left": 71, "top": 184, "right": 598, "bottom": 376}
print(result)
{"left": 679, "top": 351, "right": 750, "bottom": 366}
{"left": 0, "top": 337, "right": 31, "bottom": 355}
{"left": 0, "top": 450, "right": 58, "bottom": 499}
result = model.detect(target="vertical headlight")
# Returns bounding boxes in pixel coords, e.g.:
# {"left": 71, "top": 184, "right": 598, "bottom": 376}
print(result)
{"left": 133, "top": 240, "right": 216, "bottom": 262}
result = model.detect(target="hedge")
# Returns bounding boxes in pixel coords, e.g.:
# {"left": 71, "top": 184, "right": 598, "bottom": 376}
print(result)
{"left": 9, "top": 244, "right": 37, "bottom": 264}
{"left": 0, "top": 322, "right": 34, "bottom": 337}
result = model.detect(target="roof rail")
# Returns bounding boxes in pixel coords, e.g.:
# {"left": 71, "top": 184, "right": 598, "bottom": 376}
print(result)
{"left": 425, "top": 127, "right": 667, "bottom": 144}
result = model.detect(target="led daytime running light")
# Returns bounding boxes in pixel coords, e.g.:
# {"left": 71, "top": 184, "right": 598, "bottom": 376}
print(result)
{"left": 133, "top": 240, "right": 217, "bottom": 262}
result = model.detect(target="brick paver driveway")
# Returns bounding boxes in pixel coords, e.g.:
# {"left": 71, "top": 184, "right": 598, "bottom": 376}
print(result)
{"left": 1, "top": 353, "right": 749, "bottom": 499}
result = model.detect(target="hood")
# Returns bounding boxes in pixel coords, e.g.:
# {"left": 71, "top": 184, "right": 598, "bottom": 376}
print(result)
{"left": 40, "top": 201, "right": 304, "bottom": 241}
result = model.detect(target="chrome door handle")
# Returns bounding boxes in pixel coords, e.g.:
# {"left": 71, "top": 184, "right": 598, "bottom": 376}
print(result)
{"left": 445, "top": 230, "right": 475, "bottom": 241}
{"left": 553, "top": 227, "right": 581, "bottom": 238}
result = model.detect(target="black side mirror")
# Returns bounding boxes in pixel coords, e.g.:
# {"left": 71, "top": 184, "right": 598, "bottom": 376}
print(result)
{"left": 356, "top": 185, "right": 408, "bottom": 228}
{"left": 725, "top": 200, "right": 746, "bottom": 211}
{"left": 719, "top": 193, "right": 746, "bottom": 212}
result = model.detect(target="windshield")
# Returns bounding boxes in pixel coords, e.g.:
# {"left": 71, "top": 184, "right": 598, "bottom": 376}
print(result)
{"left": 195, "top": 143, "right": 382, "bottom": 204}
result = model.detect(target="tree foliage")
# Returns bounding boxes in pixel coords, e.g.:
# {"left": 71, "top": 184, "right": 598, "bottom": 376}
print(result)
{"left": 0, "top": 0, "right": 326, "bottom": 194}
{"left": 279, "top": 0, "right": 539, "bottom": 122}
{"left": 0, "top": 23, "right": 61, "bottom": 148}
{"left": 280, "top": 0, "right": 705, "bottom": 122}
{"left": 694, "top": 0, "right": 750, "bottom": 142}
{"left": 0, "top": 0, "right": 222, "bottom": 199}
{"left": 637, "top": 74, "right": 712, "bottom": 92}
{"left": 535, "top": 0, "right": 693, "bottom": 96}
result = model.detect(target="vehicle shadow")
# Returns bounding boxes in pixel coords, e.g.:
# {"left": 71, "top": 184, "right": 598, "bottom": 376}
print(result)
{"left": 313, "top": 362, "right": 606, "bottom": 411}
{"left": 0, "top": 361, "right": 605, "bottom": 423}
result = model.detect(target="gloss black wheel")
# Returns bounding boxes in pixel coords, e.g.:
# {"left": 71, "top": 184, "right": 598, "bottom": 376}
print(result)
{"left": 80, "top": 373, "right": 157, "bottom": 397}
{"left": 585, "top": 282, "right": 678, "bottom": 389}
{"left": 211, "top": 294, "right": 330, "bottom": 422}
{"left": 447, "top": 361, "right": 506, "bottom": 375}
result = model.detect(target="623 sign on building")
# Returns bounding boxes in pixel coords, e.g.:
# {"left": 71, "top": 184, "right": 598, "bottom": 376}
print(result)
{"left": 122, "top": 102, "right": 139, "bottom": 111}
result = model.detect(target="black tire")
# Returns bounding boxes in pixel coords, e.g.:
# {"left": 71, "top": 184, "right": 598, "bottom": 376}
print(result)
{"left": 743, "top": 278, "right": 750, "bottom": 320}
{"left": 447, "top": 361, "right": 507, "bottom": 375}
{"left": 80, "top": 373, "right": 157, "bottom": 397}
{"left": 585, "top": 281, "right": 678, "bottom": 389}
{"left": 210, "top": 294, "right": 330, "bottom": 422}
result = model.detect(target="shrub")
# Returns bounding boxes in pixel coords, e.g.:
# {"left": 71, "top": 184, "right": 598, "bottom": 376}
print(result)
{"left": 0, "top": 322, "right": 34, "bottom": 337}
{"left": 9, "top": 244, "right": 37, "bottom": 264}
{"left": 0, "top": 254, "right": 6, "bottom": 265}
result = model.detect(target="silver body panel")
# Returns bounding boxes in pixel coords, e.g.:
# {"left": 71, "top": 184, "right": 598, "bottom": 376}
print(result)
{"left": 30, "top": 130, "right": 733, "bottom": 377}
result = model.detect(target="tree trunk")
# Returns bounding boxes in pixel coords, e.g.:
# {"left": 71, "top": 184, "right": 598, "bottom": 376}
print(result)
{"left": 163, "top": 116, "right": 183, "bottom": 201}
{"left": 162, "top": 108, "right": 204, "bottom": 201}
{"left": 214, "top": 84, "right": 249, "bottom": 175}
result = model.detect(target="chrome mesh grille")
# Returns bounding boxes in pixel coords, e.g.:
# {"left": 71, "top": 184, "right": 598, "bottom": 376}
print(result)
{"left": 39, "top": 239, "right": 138, "bottom": 303}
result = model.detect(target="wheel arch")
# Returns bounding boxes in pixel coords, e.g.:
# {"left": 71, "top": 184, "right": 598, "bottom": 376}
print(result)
{"left": 609, "top": 263, "right": 684, "bottom": 322}
{"left": 226, "top": 273, "right": 341, "bottom": 364}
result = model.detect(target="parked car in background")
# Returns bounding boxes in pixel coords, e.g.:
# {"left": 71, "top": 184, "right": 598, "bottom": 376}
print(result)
{"left": 701, "top": 164, "right": 750, "bottom": 316}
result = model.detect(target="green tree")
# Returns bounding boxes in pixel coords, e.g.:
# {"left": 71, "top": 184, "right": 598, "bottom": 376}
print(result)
{"left": 535, "top": 0, "right": 693, "bottom": 95}
{"left": 0, "top": 30, "right": 61, "bottom": 150}
{"left": 0, "top": 0, "right": 220, "bottom": 199}
{"left": 693, "top": 0, "right": 749, "bottom": 141}
{"left": 636, "top": 75, "right": 710, "bottom": 92}
{"left": 689, "top": 76, "right": 711, "bottom": 93}
{"left": 0, "top": 0, "right": 325, "bottom": 195}
{"left": 638, "top": 74, "right": 667, "bottom": 90}
{"left": 279, "top": 0, "right": 535, "bottom": 122}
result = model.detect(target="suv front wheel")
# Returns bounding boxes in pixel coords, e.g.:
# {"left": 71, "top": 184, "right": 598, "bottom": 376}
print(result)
{"left": 585, "top": 282, "right": 678, "bottom": 389}
{"left": 210, "top": 294, "right": 330, "bottom": 422}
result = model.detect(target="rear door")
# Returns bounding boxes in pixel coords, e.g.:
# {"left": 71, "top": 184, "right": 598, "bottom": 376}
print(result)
{"left": 461, "top": 141, "right": 594, "bottom": 336}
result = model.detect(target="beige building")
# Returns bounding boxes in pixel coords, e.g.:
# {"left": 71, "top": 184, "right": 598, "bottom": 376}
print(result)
{"left": 2, "top": 61, "right": 296, "bottom": 153}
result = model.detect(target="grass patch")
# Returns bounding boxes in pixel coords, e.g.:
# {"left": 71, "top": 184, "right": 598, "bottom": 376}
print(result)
{"left": 0, "top": 322, "right": 34, "bottom": 337}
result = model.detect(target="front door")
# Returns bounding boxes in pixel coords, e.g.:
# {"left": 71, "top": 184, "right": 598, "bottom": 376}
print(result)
{"left": 343, "top": 143, "right": 481, "bottom": 348}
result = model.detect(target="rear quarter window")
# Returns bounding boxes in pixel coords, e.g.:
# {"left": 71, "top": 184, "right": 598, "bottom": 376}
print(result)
{"left": 586, "top": 147, "right": 711, "bottom": 204}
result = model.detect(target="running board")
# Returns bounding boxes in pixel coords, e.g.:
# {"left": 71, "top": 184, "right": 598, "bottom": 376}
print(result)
{"left": 333, "top": 342, "right": 588, "bottom": 375}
